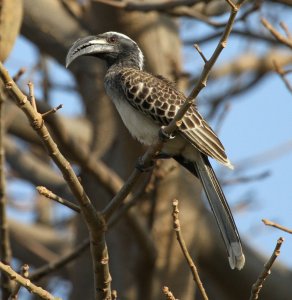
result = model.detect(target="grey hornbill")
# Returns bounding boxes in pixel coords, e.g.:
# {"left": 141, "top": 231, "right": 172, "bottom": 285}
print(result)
{"left": 66, "top": 32, "right": 245, "bottom": 270}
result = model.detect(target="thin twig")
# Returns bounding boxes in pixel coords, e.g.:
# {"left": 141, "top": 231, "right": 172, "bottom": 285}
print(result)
{"left": 108, "top": 173, "right": 152, "bottom": 227}
{"left": 0, "top": 262, "right": 60, "bottom": 300}
{"left": 12, "top": 68, "right": 26, "bottom": 82}
{"left": 194, "top": 44, "right": 208, "bottom": 63}
{"left": 189, "top": 29, "right": 279, "bottom": 46}
{"left": 262, "top": 219, "right": 292, "bottom": 234}
{"left": 36, "top": 186, "right": 80, "bottom": 213}
{"left": 41, "top": 104, "right": 63, "bottom": 118}
{"left": 280, "top": 21, "right": 292, "bottom": 39}
{"left": 162, "top": 286, "right": 177, "bottom": 300}
{"left": 261, "top": 18, "right": 292, "bottom": 49}
{"left": 172, "top": 199, "right": 208, "bottom": 300}
{"left": 249, "top": 237, "right": 284, "bottom": 300}
{"left": 11, "top": 264, "right": 30, "bottom": 299}
{"left": 0, "top": 87, "right": 12, "bottom": 298}
{"left": 28, "top": 81, "right": 37, "bottom": 111}
{"left": 93, "top": 0, "right": 256, "bottom": 28}
{"left": 30, "top": 239, "right": 89, "bottom": 281}
{"left": 273, "top": 60, "right": 292, "bottom": 94}
{"left": 222, "top": 170, "right": 270, "bottom": 185}
{"left": 214, "top": 102, "right": 231, "bottom": 134}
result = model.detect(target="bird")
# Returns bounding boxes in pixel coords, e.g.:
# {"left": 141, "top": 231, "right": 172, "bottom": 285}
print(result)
{"left": 66, "top": 31, "right": 245, "bottom": 270}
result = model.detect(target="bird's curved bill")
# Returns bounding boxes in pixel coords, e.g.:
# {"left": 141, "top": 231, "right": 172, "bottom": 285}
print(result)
{"left": 65, "top": 36, "right": 113, "bottom": 68}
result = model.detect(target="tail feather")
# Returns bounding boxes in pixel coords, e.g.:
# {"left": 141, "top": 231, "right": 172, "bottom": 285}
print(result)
{"left": 174, "top": 154, "right": 245, "bottom": 270}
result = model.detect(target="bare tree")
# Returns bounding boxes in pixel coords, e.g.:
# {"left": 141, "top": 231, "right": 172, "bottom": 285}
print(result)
{"left": 0, "top": 0, "right": 292, "bottom": 299}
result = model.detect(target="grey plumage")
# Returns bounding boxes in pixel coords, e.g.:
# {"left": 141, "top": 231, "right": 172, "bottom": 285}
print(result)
{"left": 66, "top": 31, "right": 245, "bottom": 270}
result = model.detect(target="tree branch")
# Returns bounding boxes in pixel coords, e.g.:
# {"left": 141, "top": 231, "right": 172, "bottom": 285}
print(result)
{"left": 261, "top": 18, "right": 292, "bottom": 49}
{"left": 262, "top": 219, "right": 292, "bottom": 234}
{"left": 30, "top": 238, "right": 89, "bottom": 282}
{"left": 36, "top": 186, "right": 80, "bottom": 213}
{"left": 249, "top": 237, "right": 285, "bottom": 300}
{"left": 0, "top": 65, "right": 112, "bottom": 300}
{"left": 162, "top": 286, "right": 177, "bottom": 300}
{"left": 172, "top": 199, "right": 208, "bottom": 300}
{"left": 0, "top": 262, "right": 60, "bottom": 300}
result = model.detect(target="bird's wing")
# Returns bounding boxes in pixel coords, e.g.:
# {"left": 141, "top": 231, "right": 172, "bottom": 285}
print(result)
{"left": 119, "top": 68, "right": 231, "bottom": 167}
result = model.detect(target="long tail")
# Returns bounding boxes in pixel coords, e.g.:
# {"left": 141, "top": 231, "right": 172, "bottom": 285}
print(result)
{"left": 174, "top": 154, "right": 245, "bottom": 270}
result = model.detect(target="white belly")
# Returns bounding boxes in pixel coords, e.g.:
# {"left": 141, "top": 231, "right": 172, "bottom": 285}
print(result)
{"left": 112, "top": 95, "right": 160, "bottom": 145}
{"left": 109, "top": 94, "right": 199, "bottom": 162}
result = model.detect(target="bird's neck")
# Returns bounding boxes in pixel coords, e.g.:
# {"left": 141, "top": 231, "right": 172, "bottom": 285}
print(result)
{"left": 107, "top": 54, "right": 143, "bottom": 71}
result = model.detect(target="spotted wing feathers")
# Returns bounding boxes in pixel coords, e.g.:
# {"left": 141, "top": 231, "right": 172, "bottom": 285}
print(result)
{"left": 119, "top": 68, "right": 232, "bottom": 167}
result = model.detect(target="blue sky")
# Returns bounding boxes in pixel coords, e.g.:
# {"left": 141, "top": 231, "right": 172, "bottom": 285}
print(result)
{"left": 5, "top": 15, "right": 292, "bottom": 273}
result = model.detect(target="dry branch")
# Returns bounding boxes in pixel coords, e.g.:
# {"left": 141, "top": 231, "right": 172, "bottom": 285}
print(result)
{"left": 30, "top": 239, "right": 89, "bottom": 282}
{"left": 273, "top": 60, "right": 292, "bottom": 93}
{"left": 36, "top": 186, "right": 80, "bottom": 213}
{"left": 10, "top": 264, "right": 30, "bottom": 300}
{"left": 0, "top": 262, "right": 60, "bottom": 300}
{"left": 261, "top": 18, "right": 292, "bottom": 49}
{"left": 172, "top": 199, "right": 208, "bottom": 300}
{"left": 249, "top": 237, "right": 284, "bottom": 300}
{"left": 162, "top": 286, "right": 177, "bottom": 300}
{"left": 0, "top": 63, "right": 111, "bottom": 300}
{"left": 262, "top": 219, "right": 292, "bottom": 234}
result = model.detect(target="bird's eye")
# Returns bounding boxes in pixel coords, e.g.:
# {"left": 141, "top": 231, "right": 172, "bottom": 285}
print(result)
{"left": 107, "top": 36, "right": 118, "bottom": 43}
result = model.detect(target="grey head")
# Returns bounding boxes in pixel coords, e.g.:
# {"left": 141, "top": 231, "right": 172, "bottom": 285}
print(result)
{"left": 66, "top": 31, "right": 144, "bottom": 70}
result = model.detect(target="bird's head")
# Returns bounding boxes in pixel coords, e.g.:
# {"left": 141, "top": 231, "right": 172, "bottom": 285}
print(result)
{"left": 66, "top": 32, "right": 144, "bottom": 70}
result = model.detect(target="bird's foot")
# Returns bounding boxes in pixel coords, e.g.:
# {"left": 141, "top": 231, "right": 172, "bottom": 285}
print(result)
{"left": 135, "top": 157, "right": 155, "bottom": 172}
{"left": 159, "top": 126, "right": 176, "bottom": 142}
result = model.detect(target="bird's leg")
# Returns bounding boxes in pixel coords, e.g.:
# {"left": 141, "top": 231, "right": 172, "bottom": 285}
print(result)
{"left": 135, "top": 157, "right": 155, "bottom": 172}
{"left": 159, "top": 126, "right": 176, "bottom": 142}
{"left": 136, "top": 152, "right": 172, "bottom": 172}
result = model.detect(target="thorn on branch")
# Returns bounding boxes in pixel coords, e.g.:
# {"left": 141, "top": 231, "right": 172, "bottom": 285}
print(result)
{"left": 41, "top": 104, "right": 63, "bottom": 118}
{"left": 194, "top": 44, "right": 208, "bottom": 64}
{"left": 249, "top": 237, "right": 284, "bottom": 300}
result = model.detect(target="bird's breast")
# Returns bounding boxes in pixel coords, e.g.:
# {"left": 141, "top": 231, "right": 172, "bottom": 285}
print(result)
{"left": 105, "top": 84, "right": 160, "bottom": 145}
